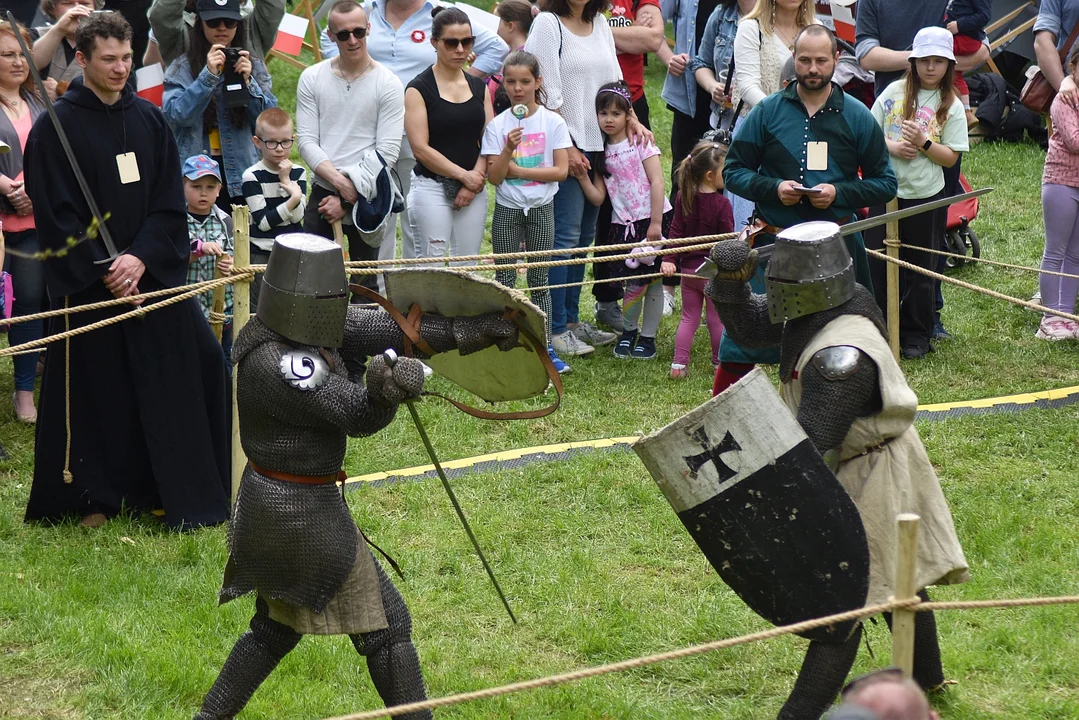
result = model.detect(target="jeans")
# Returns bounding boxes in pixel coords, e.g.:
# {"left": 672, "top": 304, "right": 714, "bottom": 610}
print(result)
{"left": 377, "top": 137, "right": 418, "bottom": 293}
{"left": 407, "top": 173, "right": 488, "bottom": 266}
{"left": 551, "top": 176, "right": 600, "bottom": 336}
{"left": 3, "top": 229, "right": 45, "bottom": 391}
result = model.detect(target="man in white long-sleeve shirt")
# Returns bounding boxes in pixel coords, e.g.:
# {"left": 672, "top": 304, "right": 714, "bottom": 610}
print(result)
{"left": 296, "top": 0, "right": 404, "bottom": 293}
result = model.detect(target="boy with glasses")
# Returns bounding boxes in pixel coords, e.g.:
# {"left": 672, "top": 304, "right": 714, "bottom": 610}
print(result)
{"left": 242, "top": 107, "right": 307, "bottom": 303}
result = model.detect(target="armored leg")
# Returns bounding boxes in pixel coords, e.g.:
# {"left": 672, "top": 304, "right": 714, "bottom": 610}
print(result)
{"left": 195, "top": 599, "right": 302, "bottom": 720}
{"left": 882, "top": 589, "right": 945, "bottom": 691}
{"left": 777, "top": 624, "right": 863, "bottom": 720}
{"left": 350, "top": 560, "right": 432, "bottom": 720}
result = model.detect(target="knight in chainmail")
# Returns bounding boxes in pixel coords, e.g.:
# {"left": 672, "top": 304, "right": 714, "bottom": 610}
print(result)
{"left": 704, "top": 222, "right": 969, "bottom": 720}
{"left": 194, "top": 234, "right": 519, "bottom": 720}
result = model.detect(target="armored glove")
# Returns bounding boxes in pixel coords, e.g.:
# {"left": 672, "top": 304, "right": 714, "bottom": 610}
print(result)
{"left": 705, "top": 240, "right": 758, "bottom": 304}
{"left": 366, "top": 354, "right": 425, "bottom": 407}
{"left": 453, "top": 312, "right": 519, "bottom": 356}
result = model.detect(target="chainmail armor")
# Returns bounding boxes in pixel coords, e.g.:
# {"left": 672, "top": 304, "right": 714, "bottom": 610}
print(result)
{"left": 452, "top": 312, "right": 519, "bottom": 356}
{"left": 367, "top": 354, "right": 425, "bottom": 407}
{"left": 796, "top": 355, "right": 882, "bottom": 455}
{"left": 777, "top": 624, "right": 863, "bottom": 720}
{"left": 350, "top": 560, "right": 433, "bottom": 720}
{"left": 779, "top": 286, "right": 887, "bottom": 382}
{"left": 341, "top": 306, "right": 517, "bottom": 361}
{"left": 195, "top": 599, "right": 303, "bottom": 720}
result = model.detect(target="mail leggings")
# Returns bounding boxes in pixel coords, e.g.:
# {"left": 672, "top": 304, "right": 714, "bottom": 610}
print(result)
{"left": 491, "top": 202, "right": 554, "bottom": 343}
{"left": 408, "top": 174, "right": 488, "bottom": 266}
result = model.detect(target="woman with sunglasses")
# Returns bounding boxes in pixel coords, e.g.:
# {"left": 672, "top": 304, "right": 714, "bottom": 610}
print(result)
{"left": 163, "top": 0, "right": 276, "bottom": 213}
{"left": 146, "top": 0, "right": 285, "bottom": 68}
{"left": 404, "top": 6, "right": 493, "bottom": 264}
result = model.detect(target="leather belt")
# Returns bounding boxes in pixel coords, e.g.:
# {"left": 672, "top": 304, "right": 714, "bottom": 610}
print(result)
{"left": 249, "top": 462, "right": 346, "bottom": 485}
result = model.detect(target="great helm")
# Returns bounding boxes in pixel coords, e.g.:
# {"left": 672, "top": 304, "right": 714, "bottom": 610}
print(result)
{"left": 256, "top": 234, "right": 350, "bottom": 347}
{"left": 765, "top": 221, "right": 855, "bottom": 324}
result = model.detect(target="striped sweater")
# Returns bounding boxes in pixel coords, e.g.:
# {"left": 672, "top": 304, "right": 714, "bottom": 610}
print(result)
{"left": 241, "top": 160, "right": 308, "bottom": 251}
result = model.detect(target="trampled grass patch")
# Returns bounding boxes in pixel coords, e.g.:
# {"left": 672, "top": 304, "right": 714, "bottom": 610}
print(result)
{"left": 2, "top": 29, "right": 1079, "bottom": 720}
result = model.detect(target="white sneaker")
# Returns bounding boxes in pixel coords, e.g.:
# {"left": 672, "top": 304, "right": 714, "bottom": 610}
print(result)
{"left": 551, "top": 331, "right": 595, "bottom": 356}
{"left": 571, "top": 321, "right": 617, "bottom": 347}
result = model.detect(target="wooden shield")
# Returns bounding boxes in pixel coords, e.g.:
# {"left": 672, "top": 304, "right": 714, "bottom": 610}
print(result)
{"left": 383, "top": 269, "right": 549, "bottom": 402}
{"left": 634, "top": 368, "right": 870, "bottom": 642}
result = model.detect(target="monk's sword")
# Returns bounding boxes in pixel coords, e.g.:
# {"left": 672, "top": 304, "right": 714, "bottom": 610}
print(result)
{"left": 383, "top": 349, "right": 518, "bottom": 624}
{"left": 7, "top": 10, "right": 119, "bottom": 261}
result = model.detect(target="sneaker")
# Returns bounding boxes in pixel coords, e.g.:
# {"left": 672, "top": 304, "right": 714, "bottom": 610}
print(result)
{"left": 571, "top": 321, "right": 617, "bottom": 347}
{"left": 662, "top": 290, "right": 676, "bottom": 316}
{"left": 548, "top": 346, "right": 571, "bottom": 374}
{"left": 593, "top": 302, "right": 625, "bottom": 333}
{"left": 670, "top": 363, "right": 688, "bottom": 379}
{"left": 613, "top": 330, "right": 637, "bottom": 359}
{"left": 551, "top": 331, "right": 594, "bottom": 356}
{"left": 932, "top": 320, "right": 953, "bottom": 341}
{"left": 1036, "top": 316, "right": 1078, "bottom": 341}
{"left": 631, "top": 335, "right": 657, "bottom": 359}
{"left": 1031, "top": 289, "right": 1042, "bottom": 305}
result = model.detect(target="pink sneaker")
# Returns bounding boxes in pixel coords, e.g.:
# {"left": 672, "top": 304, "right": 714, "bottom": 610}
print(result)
{"left": 670, "top": 363, "right": 688, "bottom": 379}
{"left": 1035, "top": 316, "right": 1078, "bottom": 341}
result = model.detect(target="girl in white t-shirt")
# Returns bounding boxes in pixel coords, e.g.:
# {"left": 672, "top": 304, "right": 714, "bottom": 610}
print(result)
{"left": 577, "top": 82, "right": 672, "bottom": 361}
{"left": 870, "top": 26, "right": 968, "bottom": 359}
{"left": 483, "top": 50, "right": 572, "bottom": 371}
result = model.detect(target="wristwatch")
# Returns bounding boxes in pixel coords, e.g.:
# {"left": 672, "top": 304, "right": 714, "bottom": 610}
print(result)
{"left": 921, "top": 139, "right": 933, "bottom": 151}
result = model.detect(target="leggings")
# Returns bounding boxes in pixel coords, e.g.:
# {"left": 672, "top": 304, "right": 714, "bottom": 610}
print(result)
{"left": 673, "top": 275, "right": 724, "bottom": 366}
{"left": 492, "top": 202, "right": 555, "bottom": 342}
{"left": 623, "top": 279, "right": 663, "bottom": 338}
{"left": 1040, "top": 183, "right": 1079, "bottom": 315}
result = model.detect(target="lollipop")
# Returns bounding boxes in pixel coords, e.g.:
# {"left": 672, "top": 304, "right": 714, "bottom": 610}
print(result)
{"left": 511, "top": 104, "right": 528, "bottom": 120}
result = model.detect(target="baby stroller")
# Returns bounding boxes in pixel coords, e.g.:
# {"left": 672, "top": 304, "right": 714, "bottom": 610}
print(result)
{"left": 942, "top": 173, "right": 982, "bottom": 268}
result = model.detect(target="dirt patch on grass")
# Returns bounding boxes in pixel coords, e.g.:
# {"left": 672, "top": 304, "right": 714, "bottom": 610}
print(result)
{"left": 0, "top": 649, "right": 86, "bottom": 720}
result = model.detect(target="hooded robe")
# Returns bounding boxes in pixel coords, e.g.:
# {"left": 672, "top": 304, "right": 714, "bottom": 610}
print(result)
{"left": 23, "top": 78, "right": 231, "bottom": 530}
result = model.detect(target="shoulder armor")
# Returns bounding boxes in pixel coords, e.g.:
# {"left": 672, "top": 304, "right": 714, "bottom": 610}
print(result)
{"left": 279, "top": 350, "right": 330, "bottom": 391}
{"left": 810, "top": 345, "right": 862, "bottom": 381}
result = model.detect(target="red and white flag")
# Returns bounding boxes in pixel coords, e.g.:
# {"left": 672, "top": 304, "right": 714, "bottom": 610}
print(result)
{"left": 830, "top": 0, "right": 857, "bottom": 44}
{"left": 136, "top": 63, "right": 164, "bottom": 106}
{"left": 273, "top": 13, "right": 310, "bottom": 56}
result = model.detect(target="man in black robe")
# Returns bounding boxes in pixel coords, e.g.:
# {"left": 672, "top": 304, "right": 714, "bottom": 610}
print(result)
{"left": 23, "top": 12, "right": 230, "bottom": 530}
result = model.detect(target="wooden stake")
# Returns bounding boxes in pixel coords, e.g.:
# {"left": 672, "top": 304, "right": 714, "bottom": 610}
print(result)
{"left": 230, "top": 205, "right": 252, "bottom": 503}
{"left": 885, "top": 198, "right": 900, "bottom": 360}
{"left": 210, "top": 265, "right": 225, "bottom": 342}
{"left": 892, "top": 513, "right": 921, "bottom": 677}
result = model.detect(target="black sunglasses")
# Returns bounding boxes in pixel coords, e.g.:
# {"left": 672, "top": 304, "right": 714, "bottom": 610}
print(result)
{"left": 333, "top": 26, "right": 368, "bottom": 41}
{"left": 204, "top": 17, "right": 240, "bottom": 29}
{"left": 439, "top": 36, "right": 475, "bottom": 50}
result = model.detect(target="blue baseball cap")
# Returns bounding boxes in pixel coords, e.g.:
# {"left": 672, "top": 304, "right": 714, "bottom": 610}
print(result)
{"left": 183, "top": 155, "right": 222, "bottom": 181}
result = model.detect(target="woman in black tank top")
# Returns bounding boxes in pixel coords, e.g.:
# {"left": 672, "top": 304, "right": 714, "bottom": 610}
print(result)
{"left": 403, "top": 6, "right": 494, "bottom": 264}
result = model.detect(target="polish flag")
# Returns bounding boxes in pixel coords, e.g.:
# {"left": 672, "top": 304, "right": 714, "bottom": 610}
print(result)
{"left": 136, "top": 63, "right": 164, "bottom": 106}
{"left": 273, "top": 13, "right": 310, "bottom": 56}
{"left": 830, "top": 0, "right": 857, "bottom": 44}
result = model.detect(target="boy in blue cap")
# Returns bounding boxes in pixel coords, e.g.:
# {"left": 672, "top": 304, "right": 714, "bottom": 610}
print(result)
{"left": 184, "top": 154, "right": 235, "bottom": 358}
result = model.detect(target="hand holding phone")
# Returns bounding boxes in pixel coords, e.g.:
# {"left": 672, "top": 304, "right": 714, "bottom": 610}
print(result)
{"left": 793, "top": 185, "right": 823, "bottom": 194}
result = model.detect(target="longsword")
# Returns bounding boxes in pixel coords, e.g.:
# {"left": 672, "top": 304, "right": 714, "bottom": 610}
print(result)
{"left": 382, "top": 349, "right": 518, "bottom": 624}
{"left": 7, "top": 10, "right": 119, "bottom": 261}
{"left": 694, "top": 187, "right": 993, "bottom": 275}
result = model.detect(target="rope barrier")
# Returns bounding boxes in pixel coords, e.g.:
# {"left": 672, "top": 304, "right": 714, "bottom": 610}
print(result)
{"left": 320, "top": 593, "right": 1079, "bottom": 720}
{"left": 865, "top": 248, "right": 1079, "bottom": 324}
{"left": 889, "top": 242, "right": 1079, "bottom": 280}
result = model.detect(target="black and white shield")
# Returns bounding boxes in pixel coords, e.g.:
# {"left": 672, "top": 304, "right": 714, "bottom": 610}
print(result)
{"left": 634, "top": 369, "right": 870, "bottom": 642}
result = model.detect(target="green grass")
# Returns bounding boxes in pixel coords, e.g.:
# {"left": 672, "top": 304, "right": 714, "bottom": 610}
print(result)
{"left": 2, "top": 16, "right": 1079, "bottom": 720}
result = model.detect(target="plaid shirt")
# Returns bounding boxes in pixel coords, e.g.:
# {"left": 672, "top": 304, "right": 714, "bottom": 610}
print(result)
{"left": 187, "top": 206, "right": 234, "bottom": 320}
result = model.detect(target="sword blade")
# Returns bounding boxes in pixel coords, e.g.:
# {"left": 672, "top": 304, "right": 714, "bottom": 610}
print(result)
{"left": 8, "top": 10, "right": 119, "bottom": 260}
{"left": 694, "top": 187, "right": 992, "bottom": 276}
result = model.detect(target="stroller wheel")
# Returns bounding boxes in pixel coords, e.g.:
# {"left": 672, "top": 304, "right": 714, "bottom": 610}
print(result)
{"left": 965, "top": 227, "right": 981, "bottom": 259}
{"left": 944, "top": 229, "right": 966, "bottom": 269}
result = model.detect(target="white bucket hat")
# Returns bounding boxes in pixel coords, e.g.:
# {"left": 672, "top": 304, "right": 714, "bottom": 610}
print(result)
{"left": 909, "top": 26, "right": 956, "bottom": 62}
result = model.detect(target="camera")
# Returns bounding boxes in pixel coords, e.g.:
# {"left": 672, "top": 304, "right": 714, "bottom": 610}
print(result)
{"left": 220, "top": 47, "right": 250, "bottom": 109}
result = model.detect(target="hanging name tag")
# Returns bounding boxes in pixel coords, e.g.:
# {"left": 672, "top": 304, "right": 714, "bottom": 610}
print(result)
{"left": 806, "top": 142, "right": 828, "bottom": 171}
{"left": 116, "top": 152, "right": 140, "bottom": 184}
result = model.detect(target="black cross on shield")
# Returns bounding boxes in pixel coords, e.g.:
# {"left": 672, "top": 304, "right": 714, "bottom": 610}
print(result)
{"left": 684, "top": 427, "right": 742, "bottom": 482}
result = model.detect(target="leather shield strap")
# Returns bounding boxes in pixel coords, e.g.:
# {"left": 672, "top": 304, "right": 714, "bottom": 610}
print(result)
{"left": 350, "top": 283, "right": 437, "bottom": 356}
{"left": 347, "top": 283, "right": 563, "bottom": 420}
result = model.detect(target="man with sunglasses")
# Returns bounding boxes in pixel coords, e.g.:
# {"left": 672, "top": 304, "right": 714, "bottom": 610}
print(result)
{"left": 297, "top": 0, "right": 405, "bottom": 297}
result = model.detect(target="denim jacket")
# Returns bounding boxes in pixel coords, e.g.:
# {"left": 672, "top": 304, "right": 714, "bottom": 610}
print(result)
{"left": 661, "top": 0, "right": 714, "bottom": 117}
{"left": 163, "top": 56, "right": 277, "bottom": 198}
{"left": 688, "top": 2, "right": 740, "bottom": 121}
